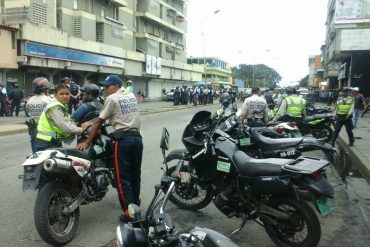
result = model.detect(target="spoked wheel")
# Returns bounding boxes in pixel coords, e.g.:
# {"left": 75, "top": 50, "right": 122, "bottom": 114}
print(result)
{"left": 34, "top": 181, "right": 80, "bottom": 246}
{"left": 262, "top": 196, "right": 321, "bottom": 247}
{"left": 311, "top": 125, "right": 333, "bottom": 141}
{"left": 166, "top": 165, "right": 212, "bottom": 210}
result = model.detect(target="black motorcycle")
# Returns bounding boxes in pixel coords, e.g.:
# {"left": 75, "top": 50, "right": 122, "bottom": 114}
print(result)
{"left": 116, "top": 130, "right": 238, "bottom": 247}
{"left": 163, "top": 111, "right": 334, "bottom": 247}
{"left": 306, "top": 102, "right": 332, "bottom": 116}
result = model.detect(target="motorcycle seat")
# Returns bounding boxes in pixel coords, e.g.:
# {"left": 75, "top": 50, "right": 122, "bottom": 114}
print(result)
{"left": 54, "top": 148, "right": 90, "bottom": 160}
{"left": 233, "top": 151, "right": 293, "bottom": 176}
{"left": 250, "top": 128, "right": 303, "bottom": 151}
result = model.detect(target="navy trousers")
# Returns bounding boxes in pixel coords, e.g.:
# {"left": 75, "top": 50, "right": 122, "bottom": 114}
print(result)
{"left": 114, "top": 135, "right": 143, "bottom": 217}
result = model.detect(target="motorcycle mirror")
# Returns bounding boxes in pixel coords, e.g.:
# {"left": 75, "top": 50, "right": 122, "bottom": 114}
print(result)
{"left": 127, "top": 204, "right": 141, "bottom": 221}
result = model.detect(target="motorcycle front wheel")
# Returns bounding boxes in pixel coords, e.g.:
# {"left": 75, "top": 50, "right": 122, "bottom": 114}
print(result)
{"left": 34, "top": 181, "right": 80, "bottom": 246}
{"left": 166, "top": 165, "right": 212, "bottom": 210}
{"left": 262, "top": 196, "right": 321, "bottom": 247}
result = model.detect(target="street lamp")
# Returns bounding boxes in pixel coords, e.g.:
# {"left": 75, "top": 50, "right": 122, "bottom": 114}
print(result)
{"left": 202, "top": 9, "right": 221, "bottom": 82}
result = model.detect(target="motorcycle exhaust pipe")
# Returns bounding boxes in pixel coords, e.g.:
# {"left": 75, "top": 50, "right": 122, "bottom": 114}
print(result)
{"left": 43, "top": 158, "right": 73, "bottom": 174}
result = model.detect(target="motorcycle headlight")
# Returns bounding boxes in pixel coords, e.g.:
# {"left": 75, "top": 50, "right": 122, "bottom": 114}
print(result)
{"left": 116, "top": 226, "right": 123, "bottom": 247}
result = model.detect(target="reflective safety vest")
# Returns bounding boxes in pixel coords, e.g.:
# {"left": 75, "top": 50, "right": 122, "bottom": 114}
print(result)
{"left": 36, "top": 100, "right": 71, "bottom": 142}
{"left": 286, "top": 95, "right": 306, "bottom": 118}
{"left": 336, "top": 97, "right": 353, "bottom": 115}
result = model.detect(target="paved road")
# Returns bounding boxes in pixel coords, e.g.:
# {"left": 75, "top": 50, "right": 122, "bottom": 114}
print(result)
{"left": 0, "top": 106, "right": 369, "bottom": 246}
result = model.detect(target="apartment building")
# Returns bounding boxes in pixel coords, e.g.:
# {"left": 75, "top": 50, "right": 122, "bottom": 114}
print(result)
{"left": 323, "top": 0, "right": 370, "bottom": 96}
{"left": 0, "top": 0, "right": 203, "bottom": 98}
{"left": 187, "top": 57, "right": 232, "bottom": 89}
{"left": 308, "top": 55, "right": 324, "bottom": 88}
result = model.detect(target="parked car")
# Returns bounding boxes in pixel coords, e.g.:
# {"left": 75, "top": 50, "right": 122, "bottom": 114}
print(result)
{"left": 165, "top": 88, "right": 175, "bottom": 101}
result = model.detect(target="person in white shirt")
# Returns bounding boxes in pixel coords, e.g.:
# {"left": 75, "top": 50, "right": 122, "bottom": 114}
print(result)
{"left": 240, "top": 87, "right": 269, "bottom": 127}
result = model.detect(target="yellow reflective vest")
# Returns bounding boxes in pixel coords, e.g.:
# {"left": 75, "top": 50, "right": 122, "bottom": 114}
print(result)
{"left": 336, "top": 97, "right": 353, "bottom": 115}
{"left": 36, "top": 100, "right": 71, "bottom": 142}
{"left": 286, "top": 95, "right": 306, "bottom": 118}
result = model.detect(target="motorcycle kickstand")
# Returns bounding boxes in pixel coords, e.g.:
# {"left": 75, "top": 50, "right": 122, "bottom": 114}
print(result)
{"left": 229, "top": 215, "right": 247, "bottom": 238}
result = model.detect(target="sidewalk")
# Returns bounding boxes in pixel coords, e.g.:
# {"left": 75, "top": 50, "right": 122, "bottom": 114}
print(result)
{"left": 337, "top": 113, "right": 370, "bottom": 184}
{"left": 0, "top": 100, "right": 212, "bottom": 136}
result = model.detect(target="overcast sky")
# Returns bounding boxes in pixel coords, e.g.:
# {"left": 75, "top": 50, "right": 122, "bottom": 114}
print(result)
{"left": 186, "top": 0, "right": 328, "bottom": 86}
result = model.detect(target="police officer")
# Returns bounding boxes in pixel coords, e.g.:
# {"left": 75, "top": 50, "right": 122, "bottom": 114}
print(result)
{"left": 26, "top": 77, "right": 53, "bottom": 117}
{"left": 330, "top": 88, "right": 354, "bottom": 146}
{"left": 26, "top": 77, "right": 53, "bottom": 152}
{"left": 270, "top": 87, "right": 306, "bottom": 127}
{"left": 9, "top": 84, "right": 24, "bottom": 117}
{"left": 35, "top": 84, "right": 89, "bottom": 151}
{"left": 72, "top": 83, "right": 103, "bottom": 125}
{"left": 240, "top": 87, "right": 269, "bottom": 127}
{"left": 76, "top": 75, "right": 143, "bottom": 222}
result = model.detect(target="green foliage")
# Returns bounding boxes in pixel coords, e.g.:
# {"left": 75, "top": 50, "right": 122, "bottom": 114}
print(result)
{"left": 232, "top": 64, "right": 282, "bottom": 88}
{"left": 299, "top": 74, "right": 309, "bottom": 87}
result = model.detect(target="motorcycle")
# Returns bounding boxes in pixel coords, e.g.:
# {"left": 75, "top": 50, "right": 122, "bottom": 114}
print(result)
{"left": 163, "top": 111, "right": 335, "bottom": 247}
{"left": 19, "top": 124, "right": 115, "bottom": 246}
{"left": 216, "top": 108, "right": 336, "bottom": 162}
{"left": 306, "top": 102, "right": 332, "bottom": 116}
{"left": 116, "top": 130, "right": 238, "bottom": 246}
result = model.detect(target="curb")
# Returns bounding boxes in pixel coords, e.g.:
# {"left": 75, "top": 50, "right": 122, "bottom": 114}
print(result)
{"left": 337, "top": 135, "right": 370, "bottom": 184}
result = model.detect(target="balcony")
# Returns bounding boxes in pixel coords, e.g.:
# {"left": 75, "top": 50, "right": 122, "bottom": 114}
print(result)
{"left": 107, "top": 0, "right": 128, "bottom": 7}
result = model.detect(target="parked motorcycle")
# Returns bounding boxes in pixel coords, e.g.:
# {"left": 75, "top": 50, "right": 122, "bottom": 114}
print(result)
{"left": 116, "top": 131, "right": 238, "bottom": 247}
{"left": 306, "top": 102, "right": 332, "bottom": 116}
{"left": 163, "top": 111, "right": 335, "bottom": 247}
{"left": 19, "top": 125, "right": 115, "bottom": 246}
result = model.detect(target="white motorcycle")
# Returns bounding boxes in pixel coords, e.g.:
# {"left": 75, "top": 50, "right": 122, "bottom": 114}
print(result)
{"left": 20, "top": 126, "right": 115, "bottom": 246}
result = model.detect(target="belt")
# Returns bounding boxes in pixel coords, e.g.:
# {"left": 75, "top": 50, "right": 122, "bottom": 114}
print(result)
{"left": 110, "top": 129, "right": 140, "bottom": 140}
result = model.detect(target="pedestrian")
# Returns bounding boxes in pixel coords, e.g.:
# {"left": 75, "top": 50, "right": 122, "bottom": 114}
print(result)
{"left": 76, "top": 75, "right": 143, "bottom": 223}
{"left": 351, "top": 87, "right": 366, "bottom": 128}
{"left": 126, "top": 80, "right": 133, "bottom": 93}
{"left": 173, "top": 86, "right": 181, "bottom": 105}
{"left": 192, "top": 86, "right": 199, "bottom": 106}
{"left": 269, "top": 87, "right": 306, "bottom": 128}
{"left": 240, "top": 87, "right": 269, "bottom": 127}
{"left": 72, "top": 83, "right": 103, "bottom": 126}
{"left": 330, "top": 88, "right": 354, "bottom": 147}
{"left": 9, "top": 84, "right": 24, "bottom": 117}
{"left": 0, "top": 84, "right": 7, "bottom": 116}
{"left": 34, "top": 84, "right": 89, "bottom": 151}
{"left": 26, "top": 77, "right": 53, "bottom": 152}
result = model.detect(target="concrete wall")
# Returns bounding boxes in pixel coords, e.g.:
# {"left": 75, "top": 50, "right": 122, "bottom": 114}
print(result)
{"left": 0, "top": 29, "right": 18, "bottom": 69}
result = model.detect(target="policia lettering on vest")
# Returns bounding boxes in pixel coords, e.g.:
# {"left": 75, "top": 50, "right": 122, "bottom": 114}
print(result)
{"left": 34, "top": 84, "right": 90, "bottom": 151}
{"left": 76, "top": 75, "right": 143, "bottom": 223}
{"left": 330, "top": 88, "right": 355, "bottom": 147}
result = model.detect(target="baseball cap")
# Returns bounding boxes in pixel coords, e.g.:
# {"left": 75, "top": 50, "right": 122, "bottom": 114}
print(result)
{"left": 351, "top": 87, "right": 359, "bottom": 92}
{"left": 99, "top": 75, "right": 122, "bottom": 87}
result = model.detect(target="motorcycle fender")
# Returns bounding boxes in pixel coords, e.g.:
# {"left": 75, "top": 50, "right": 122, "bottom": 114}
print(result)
{"left": 297, "top": 176, "right": 334, "bottom": 198}
{"left": 21, "top": 164, "right": 42, "bottom": 191}
{"left": 189, "top": 227, "right": 238, "bottom": 247}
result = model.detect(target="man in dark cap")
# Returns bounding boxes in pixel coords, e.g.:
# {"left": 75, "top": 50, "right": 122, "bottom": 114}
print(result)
{"left": 9, "top": 84, "right": 24, "bottom": 117}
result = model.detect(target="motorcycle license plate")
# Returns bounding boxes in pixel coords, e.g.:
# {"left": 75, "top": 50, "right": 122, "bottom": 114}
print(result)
{"left": 316, "top": 196, "right": 334, "bottom": 217}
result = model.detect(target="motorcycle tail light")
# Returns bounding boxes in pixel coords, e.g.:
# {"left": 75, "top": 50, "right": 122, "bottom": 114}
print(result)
{"left": 311, "top": 171, "right": 321, "bottom": 181}
{"left": 276, "top": 126, "right": 285, "bottom": 133}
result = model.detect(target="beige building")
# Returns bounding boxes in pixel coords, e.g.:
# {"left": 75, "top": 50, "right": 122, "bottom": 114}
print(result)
{"left": 0, "top": 24, "right": 18, "bottom": 85}
{"left": 0, "top": 0, "right": 203, "bottom": 98}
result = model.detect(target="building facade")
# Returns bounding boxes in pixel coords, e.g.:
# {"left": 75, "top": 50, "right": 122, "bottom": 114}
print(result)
{"left": 187, "top": 57, "right": 232, "bottom": 89}
{"left": 323, "top": 0, "right": 370, "bottom": 96}
{"left": 308, "top": 55, "right": 324, "bottom": 88}
{"left": 0, "top": 0, "right": 203, "bottom": 98}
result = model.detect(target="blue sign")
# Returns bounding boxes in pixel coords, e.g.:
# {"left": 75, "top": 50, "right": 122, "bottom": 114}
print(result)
{"left": 25, "top": 42, "right": 124, "bottom": 68}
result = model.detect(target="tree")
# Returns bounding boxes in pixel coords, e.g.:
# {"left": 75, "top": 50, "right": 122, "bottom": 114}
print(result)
{"left": 299, "top": 75, "right": 309, "bottom": 87}
{"left": 232, "top": 64, "right": 282, "bottom": 88}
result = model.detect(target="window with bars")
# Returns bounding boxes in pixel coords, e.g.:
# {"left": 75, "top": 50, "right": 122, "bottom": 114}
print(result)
{"left": 96, "top": 23, "right": 104, "bottom": 42}
{"left": 73, "top": 16, "right": 82, "bottom": 37}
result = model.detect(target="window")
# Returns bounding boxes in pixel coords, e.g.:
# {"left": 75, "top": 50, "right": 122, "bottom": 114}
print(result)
{"left": 113, "top": 7, "right": 119, "bottom": 20}
{"left": 73, "top": 0, "right": 78, "bottom": 10}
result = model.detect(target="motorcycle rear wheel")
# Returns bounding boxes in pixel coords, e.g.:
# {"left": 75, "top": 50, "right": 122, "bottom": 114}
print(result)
{"left": 262, "top": 196, "right": 321, "bottom": 247}
{"left": 166, "top": 165, "right": 212, "bottom": 210}
{"left": 34, "top": 181, "right": 80, "bottom": 246}
{"left": 310, "top": 125, "right": 333, "bottom": 141}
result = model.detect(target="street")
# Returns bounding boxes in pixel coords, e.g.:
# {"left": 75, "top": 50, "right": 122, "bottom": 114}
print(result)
{"left": 0, "top": 106, "right": 369, "bottom": 247}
